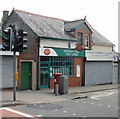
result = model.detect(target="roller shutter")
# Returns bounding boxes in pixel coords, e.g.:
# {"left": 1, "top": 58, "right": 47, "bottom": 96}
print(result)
{"left": 0, "top": 56, "right": 13, "bottom": 88}
{"left": 118, "top": 61, "right": 120, "bottom": 83}
{"left": 85, "top": 62, "right": 112, "bottom": 86}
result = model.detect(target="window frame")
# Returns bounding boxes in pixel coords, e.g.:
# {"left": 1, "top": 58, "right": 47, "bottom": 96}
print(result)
{"left": 77, "top": 32, "right": 83, "bottom": 46}
{"left": 85, "top": 34, "right": 90, "bottom": 48}
{"left": 49, "top": 56, "right": 74, "bottom": 78}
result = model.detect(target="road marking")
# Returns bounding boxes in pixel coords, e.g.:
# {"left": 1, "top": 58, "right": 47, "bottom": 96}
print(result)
{"left": 91, "top": 92, "right": 115, "bottom": 100}
{"left": 83, "top": 102, "right": 86, "bottom": 104}
{"left": 82, "top": 116, "right": 87, "bottom": 118}
{"left": 91, "top": 102, "right": 94, "bottom": 105}
{"left": 36, "top": 114, "right": 43, "bottom": 117}
{"left": 107, "top": 106, "right": 111, "bottom": 108}
{"left": 117, "top": 107, "right": 120, "bottom": 110}
{"left": 2, "top": 107, "right": 36, "bottom": 118}
{"left": 63, "top": 111, "right": 67, "bottom": 113}
{"left": 72, "top": 113, "right": 76, "bottom": 115}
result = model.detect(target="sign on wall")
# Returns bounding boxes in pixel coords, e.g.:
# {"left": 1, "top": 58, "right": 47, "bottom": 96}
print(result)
{"left": 113, "top": 56, "right": 119, "bottom": 62}
{"left": 76, "top": 65, "right": 80, "bottom": 77}
{"left": 40, "top": 48, "right": 85, "bottom": 57}
{"left": 86, "top": 50, "right": 113, "bottom": 61}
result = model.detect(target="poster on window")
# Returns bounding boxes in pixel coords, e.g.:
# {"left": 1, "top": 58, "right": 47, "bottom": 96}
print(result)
{"left": 76, "top": 65, "right": 80, "bottom": 77}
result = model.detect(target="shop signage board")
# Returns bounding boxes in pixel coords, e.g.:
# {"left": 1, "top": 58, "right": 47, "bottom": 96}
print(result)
{"left": 40, "top": 48, "right": 85, "bottom": 57}
{"left": 86, "top": 50, "right": 113, "bottom": 61}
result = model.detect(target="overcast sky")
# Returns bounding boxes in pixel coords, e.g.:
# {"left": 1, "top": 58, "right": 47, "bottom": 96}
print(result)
{"left": 0, "top": 0, "right": 118, "bottom": 51}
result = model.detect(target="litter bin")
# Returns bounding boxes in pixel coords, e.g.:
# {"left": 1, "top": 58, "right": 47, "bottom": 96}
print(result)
{"left": 54, "top": 73, "right": 62, "bottom": 94}
{"left": 60, "top": 76, "right": 68, "bottom": 95}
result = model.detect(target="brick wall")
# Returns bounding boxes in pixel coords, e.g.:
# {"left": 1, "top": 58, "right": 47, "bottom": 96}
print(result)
{"left": 2, "top": 11, "right": 39, "bottom": 89}
{"left": 75, "top": 30, "right": 92, "bottom": 50}
{"left": 69, "top": 57, "right": 84, "bottom": 87}
{"left": 17, "top": 50, "right": 39, "bottom": 89}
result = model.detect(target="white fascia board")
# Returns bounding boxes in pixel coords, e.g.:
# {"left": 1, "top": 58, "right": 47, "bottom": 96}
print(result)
{"left": 85, "top": 50, "right": 113, "bottom": 61}
{"left": 0, "top": 51, "right": 19, "bottom": 56}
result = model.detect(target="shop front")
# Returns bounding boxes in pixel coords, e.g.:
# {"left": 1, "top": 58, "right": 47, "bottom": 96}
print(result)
{"left": 85, "top": 50, "right": 113, "bottom": 86}
{"left": 39, "top": 48, "right": 85, "bottom": 88}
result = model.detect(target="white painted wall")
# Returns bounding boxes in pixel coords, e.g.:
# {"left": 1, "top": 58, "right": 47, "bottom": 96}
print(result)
{"left": 40, "top": 39, "right": 76, "bottom": 49}
{"left": 92, "top": 45, "right": 113, "bottom": 52}
{"left": 40, "top": 39, "right": 113, "bottom": 52}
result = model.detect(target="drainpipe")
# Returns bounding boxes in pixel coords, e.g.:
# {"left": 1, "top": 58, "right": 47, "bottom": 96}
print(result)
{"left": 83, "top": 49, "right": 86, "bottom": 86}
{"left": 36, "top": 37, "right": 40, "bottom": 90}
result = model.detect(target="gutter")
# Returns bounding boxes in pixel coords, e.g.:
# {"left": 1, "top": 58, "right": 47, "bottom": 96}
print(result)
{"left": 93, "top": 43, "right": 115, "bottom": 47}
{"left": 38, "top": 36, "right": 77, "bottom": 42}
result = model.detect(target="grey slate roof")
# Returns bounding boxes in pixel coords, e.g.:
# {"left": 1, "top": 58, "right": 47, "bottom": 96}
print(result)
{"left": 14, "top": 10, "right": 75, "bottom": 40}
{"left": 92, "top": 30, "right": 115, "bottom": 46}
{"left": 64, "top": 19, "right": 84, "bottom": 30}
{"left": 14, "top": 9, "right": 114, "bottom": 46}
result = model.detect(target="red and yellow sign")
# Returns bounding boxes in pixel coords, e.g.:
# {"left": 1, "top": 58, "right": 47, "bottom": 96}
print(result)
{"left": 76, "top": 45, "right": 83, "bottom": 51}
{"left": 44, "top": 49, "right": 50, "bottom": 55}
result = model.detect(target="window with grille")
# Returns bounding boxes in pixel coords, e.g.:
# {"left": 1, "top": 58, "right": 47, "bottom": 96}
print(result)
{"left": 49, "top": 57, "right": 74, "bottom": 77}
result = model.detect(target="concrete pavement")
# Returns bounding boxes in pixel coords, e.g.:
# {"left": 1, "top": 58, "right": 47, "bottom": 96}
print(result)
{"left": 1, "top": 84, "right": 118, "bottom": 107}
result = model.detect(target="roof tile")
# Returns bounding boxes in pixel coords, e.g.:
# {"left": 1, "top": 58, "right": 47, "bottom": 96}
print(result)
{"left": 14, "top": 9, "right": 114, "bottom": 46}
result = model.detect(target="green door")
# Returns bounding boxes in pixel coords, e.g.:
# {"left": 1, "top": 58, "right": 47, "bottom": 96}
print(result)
{"left": 21, "top": 62, "right": 32, "bottom": 90}
{"left": 40, "top": 61, "right": 50, "bottom": 88}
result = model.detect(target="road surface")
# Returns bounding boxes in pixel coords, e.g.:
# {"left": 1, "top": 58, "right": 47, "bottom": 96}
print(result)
{"left": 1, "top": 89, "right": 119, "bottom": 118}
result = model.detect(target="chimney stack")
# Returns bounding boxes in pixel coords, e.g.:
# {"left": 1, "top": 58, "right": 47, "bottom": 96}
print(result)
{"left": 2, "top": 10, "right": 9, "bottom": 23}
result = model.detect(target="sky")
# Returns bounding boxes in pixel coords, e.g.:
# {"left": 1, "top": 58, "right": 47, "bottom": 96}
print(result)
{"left": 0, "top": 0, "right": 119, "bottom": 52}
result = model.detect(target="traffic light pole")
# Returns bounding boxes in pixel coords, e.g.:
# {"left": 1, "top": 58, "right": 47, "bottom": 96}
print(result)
{"left": 7, "top": 25, "right": 28, "bottom": 101}
{"left": 12, "top": 25, "right": 16, "bottom": 101}
{"left": 13, "top": 49, "right": 16, "bottom": 101}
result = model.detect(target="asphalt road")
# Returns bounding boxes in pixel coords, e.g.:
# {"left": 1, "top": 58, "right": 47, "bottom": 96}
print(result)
{"left": 1, "top": 89, "right": 119, "bottom": 118}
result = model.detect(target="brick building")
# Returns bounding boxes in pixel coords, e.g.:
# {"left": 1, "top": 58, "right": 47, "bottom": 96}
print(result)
{"left": 2, "top": 9, "right": 115, "bottom": 90}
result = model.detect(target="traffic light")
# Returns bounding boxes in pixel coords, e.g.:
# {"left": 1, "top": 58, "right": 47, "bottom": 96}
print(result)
{"left": 2, "top": 28, "right": 12, "bottom": 51}
{"left": 14, "top": 29, "right": 27, "bottom": 52}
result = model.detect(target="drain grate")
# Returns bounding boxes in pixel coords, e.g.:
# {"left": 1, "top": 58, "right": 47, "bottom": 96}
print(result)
{"left": 27, "top": 103, "right": 63, "bottom": 110}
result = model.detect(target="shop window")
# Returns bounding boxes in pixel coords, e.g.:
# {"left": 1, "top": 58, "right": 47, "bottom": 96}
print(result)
{"left": 49, "top": 57, "right": 74, "bottom": 77}
{"left": 85, "top": 34, "right": 90, "bottom": 48}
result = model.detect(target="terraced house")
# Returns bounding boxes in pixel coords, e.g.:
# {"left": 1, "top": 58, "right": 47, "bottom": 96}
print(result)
{"left": 2, "top": 9, "right": 115, "bottom": 90}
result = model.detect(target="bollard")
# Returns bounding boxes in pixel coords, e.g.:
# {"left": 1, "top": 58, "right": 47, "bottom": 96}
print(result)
{"left": 55, "top": 84, "right": 59, "bottom": 96}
